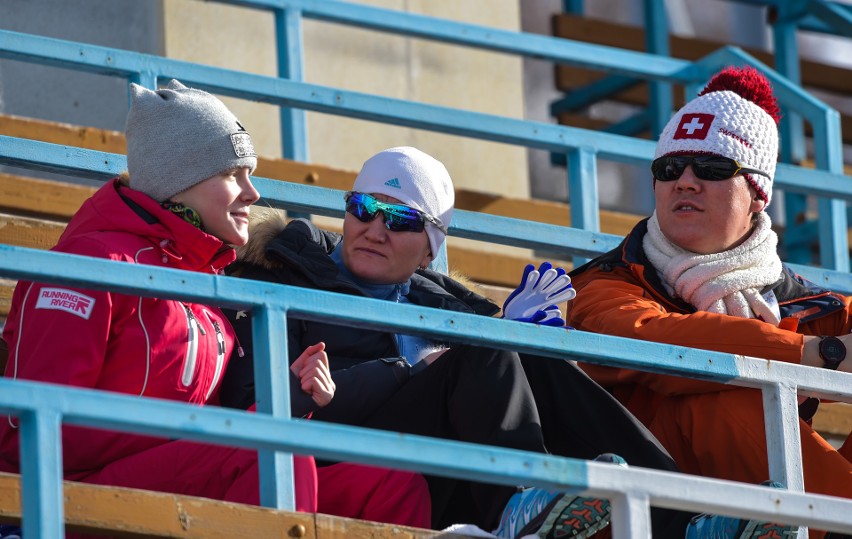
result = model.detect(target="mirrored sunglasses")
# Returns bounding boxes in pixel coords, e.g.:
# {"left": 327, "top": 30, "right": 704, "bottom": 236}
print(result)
{"left": 344, "top": 191, "right": 446, "bottom": 234}
{"left": 651, "top": 155, "right": 770, "bottom": 182}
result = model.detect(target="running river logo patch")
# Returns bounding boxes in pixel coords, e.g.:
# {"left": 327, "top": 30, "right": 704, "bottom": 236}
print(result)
{"left": 35, "top": 288, "right": 96, "bottom": 320}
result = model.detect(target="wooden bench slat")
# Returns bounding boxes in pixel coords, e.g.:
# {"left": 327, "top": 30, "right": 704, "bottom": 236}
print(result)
{"left": 0, "top": 173, "right": 94, "bottom": 221}
{"left": 0, "top": 472, "right": 449, "bottom": 538}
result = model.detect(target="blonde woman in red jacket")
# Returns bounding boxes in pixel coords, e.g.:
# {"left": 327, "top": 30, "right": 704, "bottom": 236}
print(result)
{"left": 0, "top": 80, "right": 429, "bottom": 531}
{"left": 567, "top": 67, "right": 851, "bottom": 538}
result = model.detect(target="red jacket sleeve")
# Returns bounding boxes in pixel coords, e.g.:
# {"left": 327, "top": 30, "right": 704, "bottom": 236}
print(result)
{"left": 0, "top": 240, "right": 163, "bottom": 474}
{"left": 3, "top": 280, "right": 112, "bottom": 386}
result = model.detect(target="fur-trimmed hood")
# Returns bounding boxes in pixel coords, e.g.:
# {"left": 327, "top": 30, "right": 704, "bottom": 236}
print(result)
{"left": 235, "top": 206, "right": 290, "bottom": 270}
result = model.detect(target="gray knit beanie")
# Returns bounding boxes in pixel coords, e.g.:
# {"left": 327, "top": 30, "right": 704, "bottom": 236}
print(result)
{"left": 126, "top": 79, "right": 258, "bottom": 202}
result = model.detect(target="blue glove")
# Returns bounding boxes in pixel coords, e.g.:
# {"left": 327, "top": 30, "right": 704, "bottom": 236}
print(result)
{"left": 502, "top": 262, "right": 576, "bottom": 324}
{"left": 513, "top": 304, "right": 566, "bottom": 327}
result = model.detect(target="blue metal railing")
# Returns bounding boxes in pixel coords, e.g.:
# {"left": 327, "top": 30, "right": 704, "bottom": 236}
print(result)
{"left": 3, "top": 139, "right": 852, "bottom": 536}
{"left": 3, "top": 243, "right": 852, "bottom": 538}
{"left": 1, "top": 0, "right": 848, "bottom": 269}
{"left": 214, "top": 0, "right": 849, "bottom": 270}
{"left": 3, "top": 135, "right": 851, "bottom": 291}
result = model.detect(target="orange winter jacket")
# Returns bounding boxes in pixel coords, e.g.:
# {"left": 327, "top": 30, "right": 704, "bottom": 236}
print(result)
{"left": 566, "top": 218, "right": 852, "bottom": 426}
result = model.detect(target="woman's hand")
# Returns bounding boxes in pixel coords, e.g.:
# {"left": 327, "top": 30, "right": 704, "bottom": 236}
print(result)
{"left": 290, "top": 342, "right": 336, "bottom": 407}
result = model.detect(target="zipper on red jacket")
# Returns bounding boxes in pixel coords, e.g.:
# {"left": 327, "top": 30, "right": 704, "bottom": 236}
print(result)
{"left": 181, "top": 305, "right": 201, "bottom": 388}
{"left": 203, "top": 310, "right": 227, "bottom": 401}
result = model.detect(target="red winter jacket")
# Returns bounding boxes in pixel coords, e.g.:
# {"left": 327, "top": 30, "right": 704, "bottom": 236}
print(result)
{"left": 0, "top": 179, "right": 237, "bottom": 477}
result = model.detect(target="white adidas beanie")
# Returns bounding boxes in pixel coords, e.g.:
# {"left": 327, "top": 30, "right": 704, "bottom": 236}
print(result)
{"left": 352, "top": 146, "right": 454, "bottom": 257}
{"left": 654, "top": 66, "right": 780, "bottom": 207}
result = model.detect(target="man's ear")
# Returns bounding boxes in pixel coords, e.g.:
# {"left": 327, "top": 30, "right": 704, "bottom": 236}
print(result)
{"left": 750, "top": 196, "right": 767, "bottom": 213}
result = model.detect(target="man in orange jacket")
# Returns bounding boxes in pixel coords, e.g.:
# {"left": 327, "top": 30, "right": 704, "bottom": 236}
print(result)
{"left": 567, "top": 66, "right": 852, "bottom": 538}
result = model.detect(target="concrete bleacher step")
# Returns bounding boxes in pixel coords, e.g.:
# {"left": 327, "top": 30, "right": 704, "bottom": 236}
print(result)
{"left": 551, "top": 13, "right": 852, "bottom": 151}
{"left": 0, "top": 472, "right": 463, "bottom": 538}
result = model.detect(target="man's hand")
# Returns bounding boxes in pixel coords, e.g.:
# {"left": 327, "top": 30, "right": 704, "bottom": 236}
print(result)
{"left": 290, "top": 342, "right": 336, "bottom": 407}
{"left": 802, "top": 334, "right": 852, "bottom": 374}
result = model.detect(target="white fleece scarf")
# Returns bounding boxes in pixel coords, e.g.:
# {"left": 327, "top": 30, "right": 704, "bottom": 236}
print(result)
{"left": 643, "top": 211, "right": 783, "bottom": 325}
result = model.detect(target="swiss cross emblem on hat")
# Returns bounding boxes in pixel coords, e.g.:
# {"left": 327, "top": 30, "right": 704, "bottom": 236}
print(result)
{"left": 673, "top": 113, "right": 714, "bottom": 140}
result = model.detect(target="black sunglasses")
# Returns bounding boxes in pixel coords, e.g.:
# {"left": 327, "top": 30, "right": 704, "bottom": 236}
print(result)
{"left": 344, "top": 191, "right": 447, "bottom": 234}
{"left": 651, "top": 155, "right": 770, "bottom": 182}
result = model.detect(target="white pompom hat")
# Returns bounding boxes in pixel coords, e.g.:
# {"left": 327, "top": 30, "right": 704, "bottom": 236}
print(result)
{"left": 654, "top": 66, "right": 781, "bottom": 207}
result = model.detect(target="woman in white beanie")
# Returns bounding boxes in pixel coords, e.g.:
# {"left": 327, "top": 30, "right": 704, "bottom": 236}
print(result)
{"left": 0, "top": 81, "right": 430, "bottom": 531}
{"left": 568, "top": 66, "right": 851, "bottom": 538}
{"left": 219, "top": 146, "right": 721, "bottom": 538}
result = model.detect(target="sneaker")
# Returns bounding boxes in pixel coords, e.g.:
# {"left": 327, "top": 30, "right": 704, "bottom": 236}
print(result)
{"left": 684, "top": 481, "right": 798, "bottom": 539}
{"left": 0, "top": 525, "right": 21, "bottom": 539}
{"left": 493, "top": 453, "right": 627, "bottom": 539}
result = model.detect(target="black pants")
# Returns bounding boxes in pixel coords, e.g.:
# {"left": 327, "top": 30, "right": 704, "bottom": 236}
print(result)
{"left": 520, "top": 353, "right": 693, "bottom": 537}
{"left": 320, "top": 345, "right": 692, "bottom": 535}
{"left": 353, "top": 344, "right": 543, "bottom": 530}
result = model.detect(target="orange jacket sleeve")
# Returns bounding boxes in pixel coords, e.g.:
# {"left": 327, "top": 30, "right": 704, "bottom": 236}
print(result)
{"left": 567, "top": 269, "right": 806, "bottom": 397}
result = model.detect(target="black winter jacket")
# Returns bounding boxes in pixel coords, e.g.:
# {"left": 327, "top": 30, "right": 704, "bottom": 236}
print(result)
{"left": 220, "top": 216, "right": 499, "bottom": 425}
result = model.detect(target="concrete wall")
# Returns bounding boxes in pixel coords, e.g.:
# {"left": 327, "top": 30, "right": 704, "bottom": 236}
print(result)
{"left": 0, "top": 0, "right": 162, "bottom": 184}
{"left": 0, "top": 0, "right": 162, "bottom": 131}
{"left": 162, "top": 0, "right": 529, "bottom": 199}
{"left": 161, "top": 0, "right": 530, "bottom": 258}
{"left": 302, "top": 1, "right": 529, "bottom": 199}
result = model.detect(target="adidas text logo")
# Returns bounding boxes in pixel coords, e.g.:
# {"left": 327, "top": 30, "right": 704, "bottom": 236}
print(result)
{"left": 384, "top": 178, "right": 401, "bottom": 188}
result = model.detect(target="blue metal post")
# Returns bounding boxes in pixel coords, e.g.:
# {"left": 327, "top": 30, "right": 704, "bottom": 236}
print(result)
{"left": 275, "top": 7, "right": 308, "bottom": 162}
{"left": 276, "top": 6, "right": 310, "bottom": 221}
{"left": 762, "top": 383, "right": 805, "bottom": 491}
{"left": 129, "top": 71, "right": 158, "bottom": 90}
{"left": 19, "top": 410, "right": 64, "bottom": 538}
{"left": 812, "top": 107, "right": 850, "bottom": 271}
{"left": 774, "top": 3, "right": 810, "bottom": 264}
{"left": 563, "top": 0, "right": 584, "bottom": 15}
{"left": 644, "top": 0, "right": 674, "bottom": 138}
{"left": 251, "top": 305, "right": 296, "bottom": 510}
{"left": 567, "top": 147, "right": 599, "bottom": 268}
{"left": 641, "top": 0, "right": 674, "bottom": 215}
{"left": 762, "top": 381, "right": 806, "bottom": 538}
